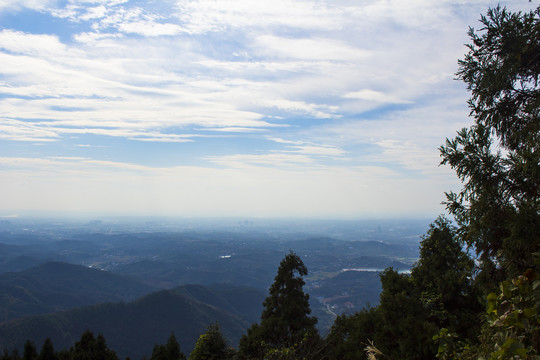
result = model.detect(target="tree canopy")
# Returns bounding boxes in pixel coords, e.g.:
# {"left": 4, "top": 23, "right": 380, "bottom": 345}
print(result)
{"left": 150, "top": 333, "right": 186, "bottom": 360}
{"left": 238, "top": 252, "right": 321, "bottom": 359}
{"left": 440, "top": 5, "right": 540, "bottom": 286}
{"left": 189, "top": 323, "right": 234, "bottom": 360}
{"left": 326, "top": 218, "right": 480, "bottom": 360}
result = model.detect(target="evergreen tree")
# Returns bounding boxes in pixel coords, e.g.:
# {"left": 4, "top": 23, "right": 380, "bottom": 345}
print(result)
{"left": 440, "top": 4, "right": 540, "bottom": 288}
{"left": 324, "top": 308, "right": 379, "bottom": 360}
{"left": 432, "top": 5, "right": 540, "bottom": 359}
{"left": 37, "top": 339, "right": 56, "bottom": 360}
{"left": 23, "top": 340, "right": 37, "bottom": 360}
{"left": 150, "top": 333, "right": 186, "bottom": 360}
{"left": 189, "top": 323, "right": 234, "bottom": 360}
{"left": 325, "top": 218, "right": 479, "bottom": 360}
{"left": 71, "top": 331, "right": 119, "bottom": 360}
{"left": 376, "top": 268, "right": 437, "bottom": 360}
{"left": 411, "top": 217, "right": 481, "bottom": 340}
{"left": 238, "top": 252, "right": 321, "bottom": 359}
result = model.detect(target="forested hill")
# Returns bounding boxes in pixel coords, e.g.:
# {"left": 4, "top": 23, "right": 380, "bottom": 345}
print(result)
{"left": 0, "top": 284, "right": 266, "bottom": 359}
{"left": 0, "top": 262, "right": 157, "bottom": 322}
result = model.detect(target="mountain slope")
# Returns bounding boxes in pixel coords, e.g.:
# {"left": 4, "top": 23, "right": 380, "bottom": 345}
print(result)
{"left": 0, "top": 287, "right": 261, "bottom": 359}
{"left": 173, "top": 283, "right": 265, "bottom": 324}
{"left": 0, "top": 262, "right": 156, "bottom": 322}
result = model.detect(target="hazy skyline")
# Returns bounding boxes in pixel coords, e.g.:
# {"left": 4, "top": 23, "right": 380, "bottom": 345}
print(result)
{"left": 0, "top": 0, "right": 534, "bottom": 218}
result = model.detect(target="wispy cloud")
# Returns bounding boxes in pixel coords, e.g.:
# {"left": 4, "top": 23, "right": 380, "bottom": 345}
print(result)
{"left": 0, "top": 0, "right": 535, "bottom": 217}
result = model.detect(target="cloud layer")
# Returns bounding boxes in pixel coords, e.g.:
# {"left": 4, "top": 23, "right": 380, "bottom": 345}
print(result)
{"left": 0, "top": 0, "right": 535, "bottom": 217}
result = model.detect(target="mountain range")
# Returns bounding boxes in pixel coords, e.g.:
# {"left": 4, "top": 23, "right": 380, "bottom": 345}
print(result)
{"left": 0, "top": 262, "right": 265, "bottom": 359}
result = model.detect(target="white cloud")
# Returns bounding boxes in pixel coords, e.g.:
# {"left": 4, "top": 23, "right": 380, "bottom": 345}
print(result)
{"left": 0, "top": 0, "right": 57, "bottom": 12}
{"left": 174, "top": 0, "right": 346, "bottom": 34}
{"left": 253, "top": 35, "right": 371, "bottom": 62}
{"left": 255, "top": 98, "right": 338, "bottom": 119}
{"left": 343, "top": 89, "right": 412, "bottom": 105}
{"left": 292, "top": 145, "right": 345, "bottom": 156}
{"left": 1, "top": 0, "right": 536, "bottom": 216}
{"left": 117, "top": 20, "right": 183, "bottom": 36}
{"left": 0, "top": 30, "right": 74, "bottom": 58}
{"left": 0, "top": 118, "right": 60, "bottom": 142}
{"left": 199, "top": 127, "right": 268, "bottom": 133}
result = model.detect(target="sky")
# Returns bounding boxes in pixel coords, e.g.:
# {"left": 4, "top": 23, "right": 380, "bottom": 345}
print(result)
{"left": 0, "top": 0, "right": 535, "bottom": 219}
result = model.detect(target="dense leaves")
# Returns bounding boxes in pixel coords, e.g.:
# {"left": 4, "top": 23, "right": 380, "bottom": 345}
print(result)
{"left": 189, "top": 323, "right": 234, "bottom": 360}
{"left": 326, "top": 218, "right": 480, "bottom": 360}
{"left": 441, "top": 5, "right": 540, "bottom": 286}
{"left": 238, "top": 252, "right": 322, "bottom": 360}
{"left": 456, "top": 6, "right": 540, "bottom": 151}
{"left": 411, "top": 218, "right": 481, "bottom": 340}
{"left": 70, "top": 331, "right": 118, "bottom": 360}
{"left": 150, "top": 333, "right": 186, "bottom": 360}
{"left": 324, "top": 308, "right": 378, "bottom": 360}
{"left": 432, "top": 5, "right": 540, "bottom": 360}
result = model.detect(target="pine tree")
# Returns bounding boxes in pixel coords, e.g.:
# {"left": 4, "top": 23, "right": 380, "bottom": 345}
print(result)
{"left": 432, "top": 5, "right": 540, "bottom": 359}
{"left": 238, "top": 252, "right": 321, "bottom": 359}
{"left": 150, "top": 333, "right": 186, "bottom": 360}
{"left": 37, "top": 339, "right": 56, "bottom": 360}
{"left": 325, "top": 218, "right": 480, "bottom": 360}
{"left": 23, "top": 340, "right": 37, "bottom": 360}
{"left": 440, "top": 4, "right": 540, "bottom": 288}
{"left": 71, "top": 331, "right": 119, "bottom": 360}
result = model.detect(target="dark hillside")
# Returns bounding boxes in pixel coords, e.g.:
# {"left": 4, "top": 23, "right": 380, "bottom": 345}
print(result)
{"left": 0, "top": 287, "right": 256, "bottom": 359}
{"left": 0, "top": 262, "right": 156, "bottom": 322}
{"left": 173, "top": 284, "right": 265, "bottom": 324}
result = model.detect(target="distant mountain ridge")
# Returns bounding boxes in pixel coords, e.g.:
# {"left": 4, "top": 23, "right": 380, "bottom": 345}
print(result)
{"left": 0, "top": 261, "right": 157, "bottom": 322}
{"left": 0, "top": 283, "right": 266, "bottom": 360}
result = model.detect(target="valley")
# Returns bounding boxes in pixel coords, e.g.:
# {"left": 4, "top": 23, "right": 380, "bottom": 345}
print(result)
{"left": 0, "top": 217, "right": 426, "bottom": 358}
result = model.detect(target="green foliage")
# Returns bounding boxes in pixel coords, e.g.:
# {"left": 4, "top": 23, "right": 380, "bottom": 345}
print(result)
{"left": 430, "top": 5, "right": 540, "bottom": 360}
{"left": 456, "top": 6, "right": 540, "bottom": 151}
{"left": 189, "top": 323, "right": 234, "bottom": 360}
{"left": 324, "top": 309, "right": 378, "bottom": 360}
{"left": 70, "top": 331, "right": 119, "bottom": 360}
{"left": 435, "top": 267, "right": 540, "bottom": 360}
{"left": 412, "top": 217, "right": 482, "bottom": 340}
{"left": 486, "top": 270, "right": 540, "bottom": 359}
{"left": 260, "top": 251, "right": 317, "bottom": 346}
{"left": 150, "top": 333, "right": 186, "bottom": 360}
{"left": 325, "top": 218, "right": 480, "bottom": 360}
{"left": 440, "top": 5, "right": 540, "bottom": 287}
{"left": 377, "top": 268, "right": 438, "bottom": 360}
{"left": 238, "top": 252, "right": 322, "bottom": 360}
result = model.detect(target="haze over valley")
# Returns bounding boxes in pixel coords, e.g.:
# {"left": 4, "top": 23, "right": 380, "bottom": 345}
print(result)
{"left": 0, "top": 217, "right": 423, "bottom": 358}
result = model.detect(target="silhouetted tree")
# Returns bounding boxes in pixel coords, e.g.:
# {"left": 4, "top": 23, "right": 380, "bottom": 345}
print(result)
{"left": 150, "top": 333, "right": 186, "bottom": 360}
{"left": 440, "top": 4, "right": 540, "bottom": 289}
{"left": 37, "top": 339, "right": 56, "bottom": 360}
{"left": 324, "top": 308, "right": 379, "bottom": 360}
{"left": 238, "top": 252, "right": 322, "bottom": 359}
{"left": 433, "top": 5, "right": 540, "bottom": 359}
{"left": 411, "top": 217, "right": 481, "bottom": 340}
{"left": 23, "top": 340, "right": 37, "bottom": 360}
{"left": 71, "top": 331, "right": 118, "bottom": 360}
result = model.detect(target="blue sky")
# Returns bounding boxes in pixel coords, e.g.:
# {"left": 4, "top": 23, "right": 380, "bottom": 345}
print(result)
{"left": 0, "top": 0, "right": 535, "bottom": 218}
